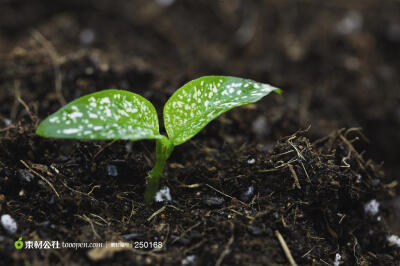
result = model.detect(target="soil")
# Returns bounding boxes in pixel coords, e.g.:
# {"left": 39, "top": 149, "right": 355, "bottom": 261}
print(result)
{"left": 0, "top": 0, "right": 399, "bottom": 265}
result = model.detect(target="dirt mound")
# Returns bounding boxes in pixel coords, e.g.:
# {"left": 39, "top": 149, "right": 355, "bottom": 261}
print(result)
{"left": 0, "top": 123, "right": 398, "bottom": 265}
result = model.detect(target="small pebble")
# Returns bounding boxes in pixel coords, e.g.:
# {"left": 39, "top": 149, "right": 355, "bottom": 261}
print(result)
{"left": 1, "top": 214, "right": 18, "bottom": 235}
{"left": 252, "top": 116, "right": 269, "bottom": 136}
{"left": 122, "top": 232, "right": 141, "bottom": 240}
{"left": 247, "top": 158, "right": 256, "bottom": 164}
{"left": 80, "top": 28, "right": 95, "bottom": 45}
{"left": 333, "top": 253, "right": 342, "bottom": 266}
{"left": 387, "top": 235, "right": 400, "bottom": 248}
{"left": 364, "top": 199, "right": 380, "bottom": 216}
{"left": 155, "top": 186, "right": 172, "bottom": 202}
{"left": 156, "top": 0, "right": 175, "bottom": 7}
{"left": 181, "top": 255, "right": 196, "bottom": 265}
{"left": 203, "top": 196, "right": 224, "bottom": 206}
{"left": 3, "top": 118, "right": 11, "bottom": 126}
{"left": 371, "top": 179, "right": 380, "bottom": 186}
{"left": 240, "top": 185, "right": 254, "bottom": 202}
{"left": 17, "top": 169, "right": 34, "bottom": 182}
{"left": 249, "top": 226, "right": 263, "bottom": 235}
{"left": 336, "top": 11, "right": 363, "bottom": 34}
{"left": 107, "top": 165, "right": 118, "bottom": 177}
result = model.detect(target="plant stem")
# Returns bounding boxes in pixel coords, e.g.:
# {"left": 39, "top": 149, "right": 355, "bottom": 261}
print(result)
{"left": 144, "top": 136, "right": 173, "bottom": 203}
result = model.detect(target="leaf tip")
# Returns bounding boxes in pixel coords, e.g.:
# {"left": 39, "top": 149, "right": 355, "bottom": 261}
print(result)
{"left": 274, "top": 88, "right": 283, "bottom": 95}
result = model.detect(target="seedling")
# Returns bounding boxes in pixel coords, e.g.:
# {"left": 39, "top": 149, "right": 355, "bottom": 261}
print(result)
{"left": 36, "top": 76, "right": 281, "bottom": 203}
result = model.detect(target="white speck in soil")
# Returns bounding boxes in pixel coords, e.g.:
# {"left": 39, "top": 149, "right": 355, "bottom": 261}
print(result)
{"left": 333, "top": 253, "right": 341, "bottom": 266}
{"left": 122, "top": 232, "right": 141, "bottom": 240}
{"left": 249, "top": 225, "right": 263, "bottom": 235}
{"left": 80, "top": 28, "right": 95, "bottom": 45}
{"left": 107, "top": 165, "right": 118, "bottom": 176}
{"left": 156, "top": 0, "right": 175, "bottom": 7}
{"left": 240, "top": 185, "right": 254, "bottom": 202}
{"left": 181, "top": 255, "right": 196, "bottom": 265}
{"left": 252, "top": 116, "right": 269, "bottom": 136}
{"left": 371, "top": 179, "right": 381, "bottom": 186}
{"left": 387, "top": 235, "right": 400, "bottom": 248}
{"left": 125, "top": 142, "right": 133, "bottom": 153}
{"left": 17, "top": 169, "right": 34, "bottom": 182}
{"left": 247, "top": 158, "right": 256, "bottom": 164}
{"left": 155, "top": 186, "right": 172, "bottom": 202}
{"left": 3, "top": 118, "right": 11, "bottom": 126}
{"left": 1, "top": 214, "right": 17, "bottom": 235}
{"left": 203, "top": 196, "right": 224, "bottom": 206}
{"left": 336, "top": 11, "right": 363, "bottom": 35}
{"left": 364, "top": 199, "right": 380, "bottom": 216}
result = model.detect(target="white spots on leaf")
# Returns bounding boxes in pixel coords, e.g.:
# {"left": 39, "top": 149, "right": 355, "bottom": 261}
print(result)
{"left": 93, "top": 125, "right": 103, "bottom": 131}
{"left": 89, "top": 113, "right": 98, "bottom": 119}
{"left": 49, "top": 117, "right": 60, "bottom": 123}
{"left": 63, "top": 128, "right": 81, "bottom": 134}
{"left": 69, "top": 112, "right": 83, "bottom": 119}
{"left": 165, "top": 76, "right": 278, "bottom": 144}
{"left": 104, "top": 109, "right": 112, "bottom": 117}
{"left": 100, "top": 97, "right": 110, "bottom": 104}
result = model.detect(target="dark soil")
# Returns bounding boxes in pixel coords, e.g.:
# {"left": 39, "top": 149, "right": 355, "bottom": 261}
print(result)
{"left": 0, "top": 0, "right": 399, "bottom": 265}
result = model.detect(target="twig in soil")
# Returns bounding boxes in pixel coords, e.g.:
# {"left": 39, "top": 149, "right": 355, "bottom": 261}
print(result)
{"left": 205, "top": 184, "right": 247, "bottom": 206}
{"left": 319, "top": 259, "right": 331, "bottom": 265}
{"left": 288, "top": 164, "right": 301, "bottom": 189}
{"left": 339, "top": 134, "right": 365, "bottom": 170}
{"left": 20, "top": 160, "right": 60, "bottom": 198}
{"left": 275, "top": 230, "right": 298, "bottom": 266}
{"left": 0, "top": 125, "right": 16, "bottom": 132}
{"left": 288, "top": 136, "right": 306, "bottom": 161}
{"left": 229, "top": 209, "right": 255, "bottom": 221}
{"left": 179, "top": 183, "right": 202, "bottom": 188}
{"left": 60, "top": 180, "right": 97, "bottom": 201}
{"left": 340, "top": 150, "right": 351, "bottom": 168}
{"left": 184, "top": 239, "right": 207, "bottom": 255}
{"left": 75, "top": 214, "right": 102, "bottom": 239}
{"left": 89, "top": 213, "right": 110, "bottom": 227}
{"left": 345, "top": 127, "right": 370, "bottom": 143}
{"left": 12, "top": 80, "right": 36, "bottom": 122}
{"left": 215, "top": 235, "right": 234, "bottom": 266}
{"left": 171, "top": 222, "right": 201, "bottom": 244}
{"left": 300, "top": 162, "right": 311, "bottom": 183}
{"left": 147, "top": 205, "right": 183, "bottom": 222}
{"left": 92, "top": 140, "right": 118, "bottom": 160}
{"left": 301, "top": 247, "right": 314, "bottom": 258}
{"left": 31, "top": 30, "right": 66, "bottom": 106}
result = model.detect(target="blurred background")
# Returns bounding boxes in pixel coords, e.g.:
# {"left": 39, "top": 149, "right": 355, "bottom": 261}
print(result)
{"left": 0, "top": 0, "right": 399, "bottom": 178}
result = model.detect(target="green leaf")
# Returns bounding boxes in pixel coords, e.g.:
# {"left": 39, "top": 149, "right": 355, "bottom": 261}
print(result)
{"left": 36, "top": 89, "right": 162, "bottom": 141}
{"left": 164, "top": 76, "right": 281, "bottom": 145}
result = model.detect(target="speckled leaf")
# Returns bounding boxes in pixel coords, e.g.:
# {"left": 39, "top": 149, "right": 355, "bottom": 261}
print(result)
{"left": 164, "top": 76, "right": 281, "bottom": 145}
{"left": 36, "top": 89, "right": 162, "bottom": 141}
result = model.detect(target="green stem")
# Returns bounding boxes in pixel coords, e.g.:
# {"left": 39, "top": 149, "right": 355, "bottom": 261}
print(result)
{"left": 144, "top": 136, "right": 173, "bottom": 203}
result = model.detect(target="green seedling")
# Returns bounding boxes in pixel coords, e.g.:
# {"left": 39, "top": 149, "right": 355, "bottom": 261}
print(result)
{"left": 36, "top": 76, "right": 281, "bottom": 203}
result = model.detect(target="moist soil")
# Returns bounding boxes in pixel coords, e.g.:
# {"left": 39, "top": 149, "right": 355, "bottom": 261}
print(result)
{"left": 0, "top": 1, "right": 399, "bottom": 265}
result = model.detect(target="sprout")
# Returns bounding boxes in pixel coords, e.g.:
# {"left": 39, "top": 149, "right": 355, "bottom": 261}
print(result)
{"left": 36, "top": 76, "right": 281, "bottom": 203}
